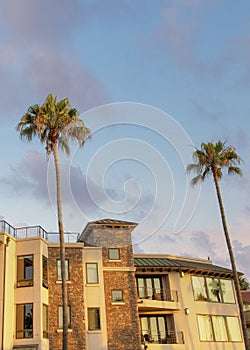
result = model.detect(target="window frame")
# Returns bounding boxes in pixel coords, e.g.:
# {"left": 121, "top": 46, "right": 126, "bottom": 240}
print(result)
{"left": 16, "top": 303, "right": 33, "bottom": 339}
{"left": 42, "top": 255, "right": 48, "bottom": 288}
{"left": 43, "top": 304, "right": 49, "bottom": 338}
{"left": 58, "top": 306, "right": 71, "bottom": 329}
{"left": 140, "top": 315, "right": 168, "bottom": 344}
{"left": 88, "top": 308, "right": 101, "bottom": 331}
{"left": 108, "top": 248, "right": 120, "bottom": 260}
{"left": 136, "top": 276, "right": 162, "bottom": 300}
{"left": 112, "top": 290, "right": 124, "bottom": 303}
{"left": 86, "top": 263, "right": 99, "bottom": 284}
{"left": 192, "top": 276, "right": 235, "bottom": 304}
{"left": 57, "top": 259, "right": 69, "bottom": 281}
{"left": 197, "top": 314, "right": 242, "bottom": 342}
{"left": 17, "top": 255, "right": 34, "bottom": 288}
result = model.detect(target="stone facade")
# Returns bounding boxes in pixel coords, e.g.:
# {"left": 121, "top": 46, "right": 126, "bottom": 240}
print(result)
{"left": 103, "top": 269, "right": 141, "bottom": 350}
{"left": 48, "top": 244, "right": 86, "bottom": 350}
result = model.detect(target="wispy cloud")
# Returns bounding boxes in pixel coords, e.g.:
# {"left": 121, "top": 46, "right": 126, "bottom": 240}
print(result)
{"left": 0, "top": 0, "right": 108, "bottom": 116}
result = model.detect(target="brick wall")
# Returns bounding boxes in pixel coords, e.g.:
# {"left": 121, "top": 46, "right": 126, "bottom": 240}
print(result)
{"left": 48, "top": 246, "right": 86, "bottom": 350}
{"left": 103, "top": 246, "right": 141, "bottom": 350}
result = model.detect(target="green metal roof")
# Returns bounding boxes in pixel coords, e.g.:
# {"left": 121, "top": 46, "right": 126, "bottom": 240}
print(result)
{"left": 134, "top": 256, "right": 233, "bottom": 276}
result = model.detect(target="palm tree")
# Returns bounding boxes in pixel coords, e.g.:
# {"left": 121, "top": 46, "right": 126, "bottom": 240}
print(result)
{"left": 17, "top": 93, "right": 91, "bottom": 350}
{"left": 187, "top": 140, "right": 249, "bottom": 349}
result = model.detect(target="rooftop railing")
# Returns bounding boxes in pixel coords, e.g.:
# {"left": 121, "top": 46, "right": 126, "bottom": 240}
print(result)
{"left": 0, "top": 220, "right": 78, "bottom": 243}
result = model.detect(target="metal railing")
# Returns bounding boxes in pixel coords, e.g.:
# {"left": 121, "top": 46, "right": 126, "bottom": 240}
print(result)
{"left": 46, "top": 232, "right": 78, "bottom": 243}
{"left": 0, "top": 220, "right": 78, "bottom": 243}
{"left": 141, "top": 330, "right": 184, "bottom": 344}
{"left": 138, "top": 287, "right": 178, "bottom": 302}
{"left": 0, "top": 220, "right": 16, "bottom": 237}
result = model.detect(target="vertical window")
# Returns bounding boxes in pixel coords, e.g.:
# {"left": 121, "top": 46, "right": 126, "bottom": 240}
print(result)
{"left": 58, "top": 306, "right": 71, "bottom": 329}
{"left": 17, "top": 255, "right": 33, "bottom": 287}
{"left": 137, "top": 276, "right": 162, "bottom": 300}
{"left": 112, "top": 290, "right": 123, "bottom": 302}
{"left": 192, "top": 276, "right": 207, "bottom": 301}
{"left": 108, "top": 248, "right": 120, "bottom": 260}
{"left": 16, "top": 303, "right": 33, "bottom": 338}
{"left": 212, "top": 316, "right": 228, "bottom": 341}
{"left": 221, "top": 279, "right": 235, "bottom": 303}
{"left": 86, "top": 263, "right": 98, "bottom": 284}
{"left": 43, "top": 304, "right": 48, "bottom": 338}
{"left": 57, "top": 260, "right": 69, "bottom": 281}
{"left": 42, "top": 256, "right": 48, "bottom": 288}
{"left": 88, "top": 308, "right": 101, "bottom": 330}
{"left": 140, "top": 316, "right": 167, "bottom": 344}
{"left": 197, "top": 315, "right": 213, "bottom": 341}
{"left": 226, "top": 316, "right": 242, "bottom": 341}
{"left": 207, "top": 278, "right": 221, "bottom": 302}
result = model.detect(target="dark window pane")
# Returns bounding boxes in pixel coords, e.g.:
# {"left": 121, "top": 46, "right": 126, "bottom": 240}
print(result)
{"left": 17, "top": 256, "right": 33, "bottom": 287}
{"left": 88, "top": 308, "right": 100, "bottom": 330}
{"left": 16, "top": 303, "right": 33, "bottom": 339}
{"left": 42, "top": 256, "right": 48, "bottom": 288}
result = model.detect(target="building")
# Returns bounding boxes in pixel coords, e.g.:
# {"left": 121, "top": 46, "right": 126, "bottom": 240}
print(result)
{"left": 241, "top": 290, "right": 250, "bottom": 344}
{"left": 0, "top": 219, "right": 246, "bottom": 350}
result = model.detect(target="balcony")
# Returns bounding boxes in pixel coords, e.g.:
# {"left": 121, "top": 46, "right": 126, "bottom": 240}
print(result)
{"left": 138, "top": 287, "right": 178, "bottom": 302}
{"left": 141, "top": 330, "right": 184, "bottom": 345}
{"left": 138, "top": 287, "right": 180, "bottom": 311}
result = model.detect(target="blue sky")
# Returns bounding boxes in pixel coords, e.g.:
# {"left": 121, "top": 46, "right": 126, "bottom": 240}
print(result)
{"left": 0, "top": 0, "right": 250, "bottom": 279}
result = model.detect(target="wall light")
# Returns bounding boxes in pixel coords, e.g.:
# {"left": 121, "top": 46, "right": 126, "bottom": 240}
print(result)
{"left": 180, "top": 271, "right": 185, "bottom": 278}
{"left": 185, "top": 308, "right": 190, "bottom": 315}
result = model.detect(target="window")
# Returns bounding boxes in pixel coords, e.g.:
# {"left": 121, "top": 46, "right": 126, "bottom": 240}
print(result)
{"left": 16, "top": 303, "right": 33, "bottom": 338}
{"left": 58, "top": 306, "right": 71, "bottom": 329}
{"left": 86, "top": 263, "right": 98, "bottom": 284}
{"left": 197, "top": 315, "right": 213, "bottom": 341}
{"left": 226, "top": 316, "right": 242, "bottom": 341}
{"left": 137, "top": 276, "right": 162, "bottom": 300}
{"left": 192, "top": 276, "right": 208, "bottom": 301}
{"left": 88, "top": 308, "right": 101, "bottom": 330}
{"left": 43, "top": 304, "right": 48, "bottom": 338}
{"left": 17, "top": 255, "right": 33, "bottom": 287}
{"left": 212, "top": 316, "right": 228, "bottom": 341}
{"left": 221, "top": 279, "right": 235, "bottom": 303}
{"left": 192, "top": 276, "right": 235, "bottom": 304}
{"left": 108, "top": 248, "right": 120, "bottom": 260}
{"left": 197, "top": 315, "right": 242, "bottom": 342}
{"left": 42, "top": 256, "right": 48, "bottom": 288}
{"left": 140, "top": 316, "right": 168, "bottom": 344}
{"left": 207, "top": 278, "right": 221, "bottom": 302}
{"left": 57, "top": 260, "right": 69, "bottom": 281}
{"left": 112, "top": 290, "right": 123, "bottom": 302}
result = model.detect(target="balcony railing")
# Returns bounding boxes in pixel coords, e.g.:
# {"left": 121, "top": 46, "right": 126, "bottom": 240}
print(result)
{"left": 138, "top": 287, "right": 178, "bottom": 302}
{"left": 141, "top": 330, "right": 184, "bottom": 344}
{"left": 0, "top": 220, "right": 78, "bottom": 242}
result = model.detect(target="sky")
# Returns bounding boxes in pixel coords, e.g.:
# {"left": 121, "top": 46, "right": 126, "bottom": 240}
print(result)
{"left": 0, "top": 0, "right": 250, "bottom": 280}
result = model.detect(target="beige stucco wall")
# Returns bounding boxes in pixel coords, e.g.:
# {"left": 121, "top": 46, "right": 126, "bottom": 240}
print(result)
{"left": 0, "top": 234, "right": 49, "bottom": 350}
{"left": 83, "top": 247, "right": 108, "bottom": 350}
{"left": 170, "top": 271, "right": 245, "bottom": 350}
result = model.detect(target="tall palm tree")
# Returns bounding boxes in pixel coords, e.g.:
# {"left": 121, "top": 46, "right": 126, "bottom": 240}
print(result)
{"left": 17, "top": 93, "right": 91, "bottom": 350}
{"left": 187, "top": 140, "right": 249, "bottom": 349}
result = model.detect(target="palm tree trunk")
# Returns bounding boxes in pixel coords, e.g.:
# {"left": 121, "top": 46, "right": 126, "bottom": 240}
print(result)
{"left": 53, "top": 145, "right": 68, "bottom": 350}
{"left": 212, "top": 168, "right": 249, "bottom": 350}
